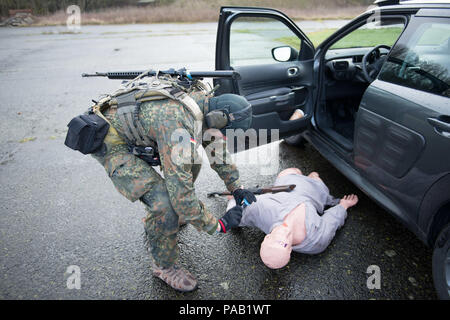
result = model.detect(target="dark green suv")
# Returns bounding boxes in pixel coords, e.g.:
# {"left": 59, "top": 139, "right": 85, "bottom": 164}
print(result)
{"left": 213, "top": 0, "right": 450, "bottom": 299}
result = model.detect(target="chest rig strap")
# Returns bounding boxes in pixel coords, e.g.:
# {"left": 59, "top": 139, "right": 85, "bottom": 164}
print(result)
{"left": 116, "top": 92, "right": 154, "bottom": 147}
{"left": 115, "top": 77, "right": 205, "bottom": 150}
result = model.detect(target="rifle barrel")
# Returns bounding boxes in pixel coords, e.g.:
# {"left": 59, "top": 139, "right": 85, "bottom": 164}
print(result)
{"left": 82, "top": 69, "right": 240, "bottom": 80}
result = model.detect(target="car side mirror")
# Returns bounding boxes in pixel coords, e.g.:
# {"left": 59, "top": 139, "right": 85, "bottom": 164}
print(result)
{"left": 272, "top": 46, "right": 298, "bottom": 62}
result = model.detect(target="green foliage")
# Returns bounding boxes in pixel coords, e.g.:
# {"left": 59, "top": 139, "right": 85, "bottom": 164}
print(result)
{"left": 331, "top": 27, "right": 403, "bottom": 48}
{"left": 196, "top": 0, "right": 373, "bottom": 9}
{"left": 0, "top": 0, "right": 175, "bottom": 16}
{"left": 278, "top": 27, "right": 403, "bottom": 49}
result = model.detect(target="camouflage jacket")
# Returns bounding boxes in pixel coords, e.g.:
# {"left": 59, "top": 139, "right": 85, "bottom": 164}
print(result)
{"left": 98, "top": 88, "right": 241, "bottom": 224}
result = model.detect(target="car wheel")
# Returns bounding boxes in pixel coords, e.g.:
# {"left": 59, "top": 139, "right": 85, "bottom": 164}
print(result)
{"left": 432, "top": 222, "right": 450, "bottom": 300}
{"left": 283, "top": 133, "right": 306, "bottom": 147}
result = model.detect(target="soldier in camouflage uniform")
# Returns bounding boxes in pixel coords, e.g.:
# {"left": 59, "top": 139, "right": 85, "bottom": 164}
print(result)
{"left": 90, "top": 77, "right": 256, "bottom": 292}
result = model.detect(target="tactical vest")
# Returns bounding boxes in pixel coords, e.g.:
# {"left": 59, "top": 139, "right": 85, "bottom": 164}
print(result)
{"left": 92, "top": 75, "right": 205, "bottom": 152}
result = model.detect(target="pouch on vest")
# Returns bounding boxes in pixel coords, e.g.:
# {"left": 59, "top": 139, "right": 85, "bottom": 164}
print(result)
{"left": 64, "top": 113, "right": 110, "bottom": 155}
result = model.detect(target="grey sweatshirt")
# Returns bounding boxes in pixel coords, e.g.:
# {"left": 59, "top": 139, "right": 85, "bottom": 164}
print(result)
{"left": 230, "top": 173, "right": 347, "bottom": 254}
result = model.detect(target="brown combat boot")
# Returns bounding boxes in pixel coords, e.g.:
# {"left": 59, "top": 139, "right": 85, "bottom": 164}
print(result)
{"left": 152, "top": 263, "right": 198, "bottom": 292}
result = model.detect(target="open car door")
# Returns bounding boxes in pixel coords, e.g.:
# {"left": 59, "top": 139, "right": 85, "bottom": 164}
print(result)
{"left": 214, "top": 7, "right": 315, "bottom": 148}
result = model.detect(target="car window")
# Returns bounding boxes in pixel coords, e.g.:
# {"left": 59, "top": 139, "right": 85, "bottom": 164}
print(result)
{"left": 330, "top": 18, "right": 405, "bottom": 49}
{"left": 229, "top": 16, "right": 301, "bottom": 67}
{"left": 379, "top": 17, "right": 450, "bottom": 98}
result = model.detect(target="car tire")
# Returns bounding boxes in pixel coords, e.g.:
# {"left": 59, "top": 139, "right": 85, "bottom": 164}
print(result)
{"left": 283, "top": 133, "right": 306, "bottom": 147}
{"left": 432, "top": 222, "right": 450, "bottom": 300}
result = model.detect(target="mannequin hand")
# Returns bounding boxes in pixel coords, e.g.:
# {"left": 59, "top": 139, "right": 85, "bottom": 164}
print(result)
{"left": 339, "top": 194, "right": 359, "bottom": 210}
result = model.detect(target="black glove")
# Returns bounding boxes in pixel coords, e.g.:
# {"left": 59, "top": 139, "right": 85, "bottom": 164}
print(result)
{"left": 232, "top": 188, "right": 257, "bottom": 206}
{"left": 218, "top": 206, "right": 243, "bottom": 233}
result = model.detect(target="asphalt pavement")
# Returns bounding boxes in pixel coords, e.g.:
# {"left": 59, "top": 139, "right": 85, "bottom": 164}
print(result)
{"left": 0, "top": 22, "right": 437, "bottom": 300}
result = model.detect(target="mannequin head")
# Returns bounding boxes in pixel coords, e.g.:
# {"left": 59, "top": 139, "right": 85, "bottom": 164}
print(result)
{"left": 259, "top": 222, "right": 294, "bottom": 269}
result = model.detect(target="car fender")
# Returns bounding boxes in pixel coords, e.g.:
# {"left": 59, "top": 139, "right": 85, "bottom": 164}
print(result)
{"left": 419, "top": 173, "right": 450, "bottom": 247}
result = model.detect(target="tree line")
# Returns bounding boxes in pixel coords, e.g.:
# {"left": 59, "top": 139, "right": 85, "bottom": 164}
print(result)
{"left": 0, "top": 0, "right": 175, "bottom": 16}
{"left": 0, "top": 0, "right": 374, "bottom": 17}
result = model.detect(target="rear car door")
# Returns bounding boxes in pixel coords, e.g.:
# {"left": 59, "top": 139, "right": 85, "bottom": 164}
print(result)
{"left": 353, "top": 10, "right": 450, "bottom": 227}
{"left": 214, "top": 7, "right": 315, "bottom": 145}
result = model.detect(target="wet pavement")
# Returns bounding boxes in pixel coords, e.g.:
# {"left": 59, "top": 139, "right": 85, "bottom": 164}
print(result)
{"left": 0, "top": 21, "right": 437, "bottom": 300}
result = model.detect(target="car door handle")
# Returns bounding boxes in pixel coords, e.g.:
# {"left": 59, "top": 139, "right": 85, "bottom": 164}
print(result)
{"left": 428, "top": 117, "right": 450, "bottom": 138}
{"left": 287, "top": 67, "right": 299, "bottom": 77}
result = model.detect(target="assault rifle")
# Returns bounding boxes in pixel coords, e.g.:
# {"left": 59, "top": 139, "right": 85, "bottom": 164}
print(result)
{"left": 207, "top": 184, "right": 296, "bottom": 198}
{"left": 82, "top": 67, "right": 240, "bottom": 88}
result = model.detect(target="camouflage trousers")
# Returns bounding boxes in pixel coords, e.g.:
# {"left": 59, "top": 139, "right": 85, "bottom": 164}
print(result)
{"left": 140, "top": 161, "right": 203, "bottom": 269}
{"left": 92, "top": 143, "right": 217, "bottom": 269}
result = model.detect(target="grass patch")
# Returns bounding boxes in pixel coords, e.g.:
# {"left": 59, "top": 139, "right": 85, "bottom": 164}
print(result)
{"left": 331, "top": 27, "right": 403, "bottom": 48}
{"left": 233, "top": 29, "right": 254, "bottom": 34}
{"left": 277, "top": 29, "right": 336, "bottom": 48}
{"left": 41, "top": 30, "right": 82, "bottom": 35}
{"left": 18, "top": 137, "right": 37, "bottom": 143}
{"left": 100, "top": 30, "right": 153, "bottom": 35}
{"left": 277, "top": 27, "right": 403, "bottom": 49}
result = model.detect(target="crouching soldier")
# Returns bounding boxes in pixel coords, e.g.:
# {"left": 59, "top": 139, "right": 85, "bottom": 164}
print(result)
{"left": 69, "top": 74, "right": 256, "bottom": 292}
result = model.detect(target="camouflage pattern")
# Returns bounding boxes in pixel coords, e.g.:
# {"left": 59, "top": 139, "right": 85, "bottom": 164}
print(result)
{"left": 91, "top": 88, "right": 241, "bottom": 268}
{"left": 92, "top": 143, "right": 160, "bottom": 202}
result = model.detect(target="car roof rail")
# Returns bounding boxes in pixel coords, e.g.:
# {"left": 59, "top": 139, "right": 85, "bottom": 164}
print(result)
{"left": 374, "top": 0, "right": 400, "bottom": 6}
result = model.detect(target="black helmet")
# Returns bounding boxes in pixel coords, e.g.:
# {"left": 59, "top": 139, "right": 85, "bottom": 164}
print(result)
{"left": 205, "top": 94, "right": 252, "bottom": 133}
